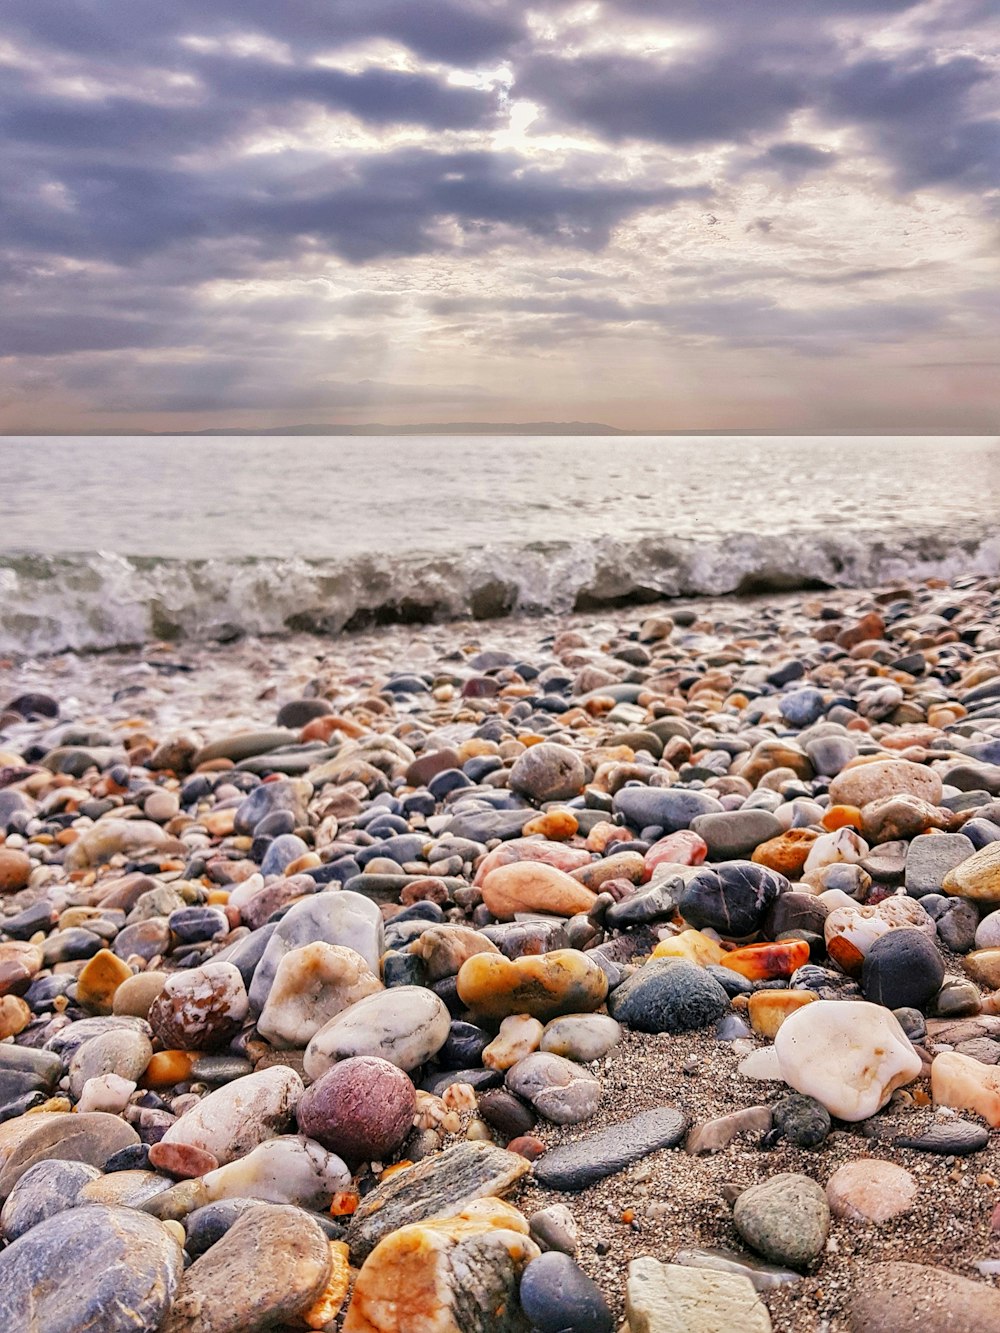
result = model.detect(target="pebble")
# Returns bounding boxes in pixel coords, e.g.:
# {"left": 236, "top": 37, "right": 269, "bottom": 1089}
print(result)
{"left": 529, "top": 1201, "right": 579, "bottom": 1255}
{"left": 533, "top": 1106, "right": 688, "bottom": 1191}
{"left": 848, "top": 1261, "right": 1000, "bottom": 1332}
{"left": 158, "top": 1065, "right": 302, "bottom": 1165}
{"left": 161, "top": 1202, "right": 332, "bottom": 1333}
{"left": 826, "top": 1159, "right": 917, "bottom": 1222}
{"left": 540, "top": 1013, "right": 622, "bottom": 1061}
{"left": 732, "top": 1173, "right": 830, "bottom": 1269}
{"left": 625, "top": 1256, "right": 773, "bottom": 1333}
{"left": 772, "top": 1093, "right": 830, "bottom": 1148}
{"left": 520, "top": 1251, "right": 614, "bottom": 1333}
{"left": 509, "top": 742, "right": 587, "bottom": 803}
{"left": 481, "top": 861, "right": 597, "bottom": 918}
{"left": 296, "top": 1056, "right": 416, "bottom": 1167}
{"left": 0, "top": 1203, "right": 182, "bottom": 1332}
{"left": 147, "top": 961, "right": 248, "bottom": 1051}
{"left": 772, "top": 1000, "right": 922, "bottom": 1121}
{"left": 931, "top": 1049, "right": 1000, "bottom": 1125}
{"left": 256, "top": 942, "right": 382, "bottom": 1048}
{"left": 303, "top": 985, "right": 450, "bottom": 1077}
{"left": 608, "top": 959, "right": 730, "bottom": 1033}
{"left": 457, "top": 949, "right": 608, "bottom": 1022}
{"left": 345, "top": 1140, "right": 531, "bottom": 1262}
{"left": 679, "top": 861, "right": 787, "bottom": 938}
{"left": 0, "top": 1159, "right": 101, "bottom": 1241}
{"left": 505, "top": 1051, "right": 601, "bottom": 1124}
{"left": 344, "top": 1197, "right": 538, "bottom": 1333}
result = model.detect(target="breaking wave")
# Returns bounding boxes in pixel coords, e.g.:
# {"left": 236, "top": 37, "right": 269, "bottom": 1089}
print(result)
{"left": 2, "top": 527, "right": 998, "bottom": 656}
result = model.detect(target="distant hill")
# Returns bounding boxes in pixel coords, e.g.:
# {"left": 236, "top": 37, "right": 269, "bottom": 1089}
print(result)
{"left": 182, "top": 421, "right": 627, "bottom": 436}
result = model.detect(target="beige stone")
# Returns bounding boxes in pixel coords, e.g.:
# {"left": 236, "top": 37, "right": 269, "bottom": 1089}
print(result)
{"left": 481, "top": 861, "right": 597, "bottom": 920}
{"left": 945, "top": 841, "right": 1000, "bottom": 901}
{"left": 826, "top": 1160, "right": 916, "bottom": 1222}
{"left": 625, "top": 1256, "right": 772, "bottom": 1333}
{"left": 482, "top": 1015, "right": 544, "bottom": 1071}
{"left": 773, "top": 1000, "right": 921, "bottom": 1121}
{"left": 828, "top": 758, "right": 942, "bottom": 809}
{"left": 931, "top": 1049, "right": 1000, "bottom": 1126}
{"left": 257, "top": 943, "right": 383, "bottom": 1050}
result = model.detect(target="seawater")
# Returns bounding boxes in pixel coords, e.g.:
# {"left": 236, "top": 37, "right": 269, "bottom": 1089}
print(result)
{"left": 1, "top": 434, "right": 998, "bottom": 654}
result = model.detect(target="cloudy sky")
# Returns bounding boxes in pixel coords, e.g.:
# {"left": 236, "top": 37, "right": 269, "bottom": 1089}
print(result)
{"left": 1, "top": 0, "right": 998, "bottom": 432}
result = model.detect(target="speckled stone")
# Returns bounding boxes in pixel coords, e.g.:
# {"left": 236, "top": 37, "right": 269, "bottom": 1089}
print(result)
{"left": 0, "top": 1203, "right": 182, "bottom": 1332}
{"left": 161, "top": 1203, "right": 332, "bottom": 1333}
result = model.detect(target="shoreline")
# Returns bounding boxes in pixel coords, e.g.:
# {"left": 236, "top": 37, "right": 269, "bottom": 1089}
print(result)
{"left": 2, "top": 573, "right": 1000, "bottom": 1329}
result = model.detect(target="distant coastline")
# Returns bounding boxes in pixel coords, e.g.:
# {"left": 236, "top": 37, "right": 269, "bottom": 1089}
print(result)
{"left": 3, "top": 423, "right": 994, "bottom": 437}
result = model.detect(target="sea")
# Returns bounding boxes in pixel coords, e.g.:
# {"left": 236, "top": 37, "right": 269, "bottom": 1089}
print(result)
{"left": 1, "top": 434, "right": 998, "bottom": 657}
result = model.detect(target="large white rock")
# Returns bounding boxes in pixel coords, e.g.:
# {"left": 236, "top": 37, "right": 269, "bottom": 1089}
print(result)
{"left": 159, "top": 1065, "right": 302, "bottom": 1164}
{"left": 303, "top": 986, "right": 450, "bottom": 1080}
{"left": 247, "top": 891, "right": 384, "bottom": 1014}
{"left": 256, "top": 942, "right": 383, "bottom": 1049}
{"left": 802, "top": 828, "right": 868, "bottom": 875}
{"left": 772, "top": 1000, "right": 921, "bottom": 1121}
{"left": 201, "top": 1134, "right": 350, "bottom": 1209}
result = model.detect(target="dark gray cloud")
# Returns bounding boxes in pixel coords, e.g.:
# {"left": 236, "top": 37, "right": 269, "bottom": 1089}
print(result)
{"left": 2, "top": 0, "right": 525, "bottom": 66}
{"left": 0, "top": 0, "right": 996, "bottom": 423}
{"left": 517, "top": 51, "right": 808, "bottom": 146}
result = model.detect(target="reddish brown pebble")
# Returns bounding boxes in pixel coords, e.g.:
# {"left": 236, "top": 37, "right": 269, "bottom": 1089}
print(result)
{"left": 507, "top": 1134, "right": 547, "bottom": 1161}
{"left": 296, "top": 1055, "right": 416, "bottom": 1168}
{"left": 399, "top": 879, "right": 450, "bottom": 907}
{"left": 149, "top": 1140, "right": 219, "bottom": 1178}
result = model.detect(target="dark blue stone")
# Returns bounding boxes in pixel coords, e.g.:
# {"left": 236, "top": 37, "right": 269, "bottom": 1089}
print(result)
{"left": 519, "top": 1252, "right": 614, "bottom": 1333}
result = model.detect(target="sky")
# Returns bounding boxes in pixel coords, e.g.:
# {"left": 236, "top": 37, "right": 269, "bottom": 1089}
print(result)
{"left": 1, "top": 0, "right": 998, "bottom": 433}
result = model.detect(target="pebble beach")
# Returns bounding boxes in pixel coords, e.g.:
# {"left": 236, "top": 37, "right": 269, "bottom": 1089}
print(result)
{"left": 2, "top": 575, "right": 1000, "bottom": 1331}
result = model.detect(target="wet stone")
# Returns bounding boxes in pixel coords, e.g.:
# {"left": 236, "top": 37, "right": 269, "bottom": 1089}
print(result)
{"left": 0, "top": 1203, "right": 182, "bottom": 1333}
{"left": 533, "top": 1106, "right": 688, "bottom": 1191}
{"left": 345, "top": 1140, "right": 531, "bottom": 1262}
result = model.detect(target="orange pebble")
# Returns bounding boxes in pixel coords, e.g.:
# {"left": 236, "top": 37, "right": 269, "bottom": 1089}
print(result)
{"left": 329, "top": 1189, "right": 360, "bottom": 1217}
{"left": 722, "top": 939, "right": 810, "bottom": 982}
{"left": 822, "top": 804, "right": 863, "bottom": 832}
{"left": 142, "top": 1050, "right": 197, "bottom": 1088}
{"left": 206, "top": 889, "right": 231, "bottom": 905}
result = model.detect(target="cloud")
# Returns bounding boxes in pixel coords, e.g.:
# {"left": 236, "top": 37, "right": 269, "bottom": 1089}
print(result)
{"left": 0, "top": 0, "right": 996, "bottom": 428}
{"left": 517, "top": 50, "right": 808, "bottom": 146}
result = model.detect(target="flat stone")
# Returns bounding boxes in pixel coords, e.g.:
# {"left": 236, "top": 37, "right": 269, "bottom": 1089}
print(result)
{"left": 0, "top": 1159, "right": 101, "bottom": 1241}
{"left": 0, "top": 1203, "right": 182, "bottom": 1332}
{"left": 686, "top": 1106, "right": 772, "bottom": 1155}
{"left": 0, "top": 1111, "right": 139, "bottom": 1202}
{"left": 904, "top": 833, "right": 975, "bottom": 897}
{"left": 345, "top": 1140, "right": 531, "bottom": 1262}
{"left": 625, "top": 1256, "right": 772, "bottom": 1333}
{"left": 533, "top": 1106, "right": 688, "bottom": 1191}
{"left": 161, "top": 1203, "right": 332, "bottom": 1333}
{"left": 893, "top": 1119, "right": 989, "bottom": 1154}
{"left": 613, "top": 787, "right": 723, "bottom": 835}
{"left": 848, "top": 1261, "right": 1000, "bottom": 1332}
{"left": 673, "top": 1247, "right": 801, "bottom": 1292}
{"left": 690, "top": 810, "right": 784, "bottom": 860}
